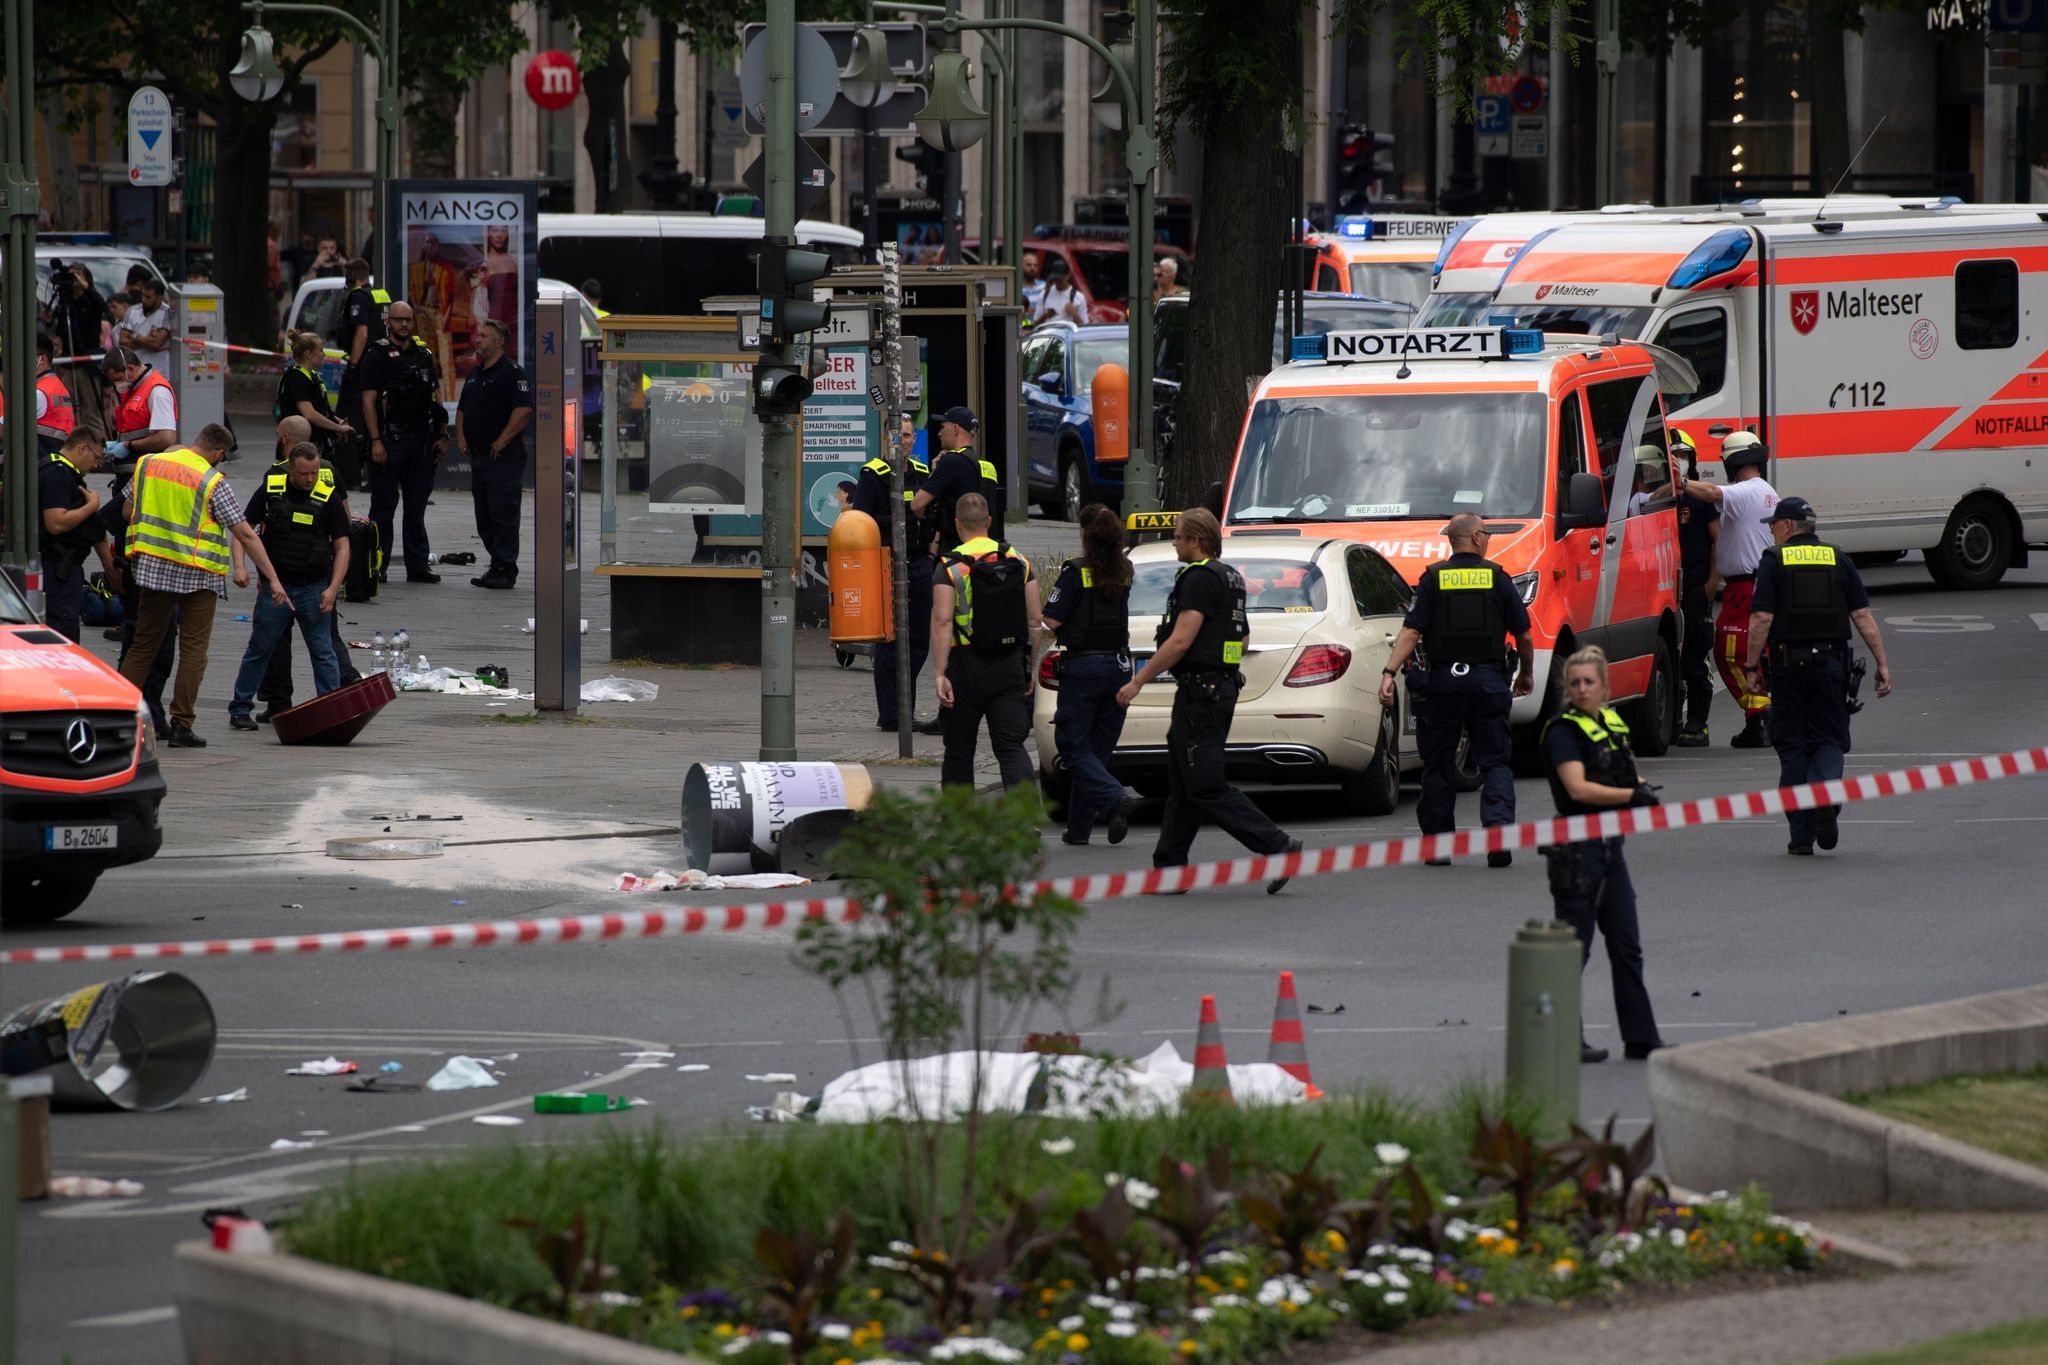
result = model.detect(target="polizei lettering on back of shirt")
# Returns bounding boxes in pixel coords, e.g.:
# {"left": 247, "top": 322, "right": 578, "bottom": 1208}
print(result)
{"left": 1823, "top": 288, "right": 1924, "bottom": 320}
{"left": 1326, "top": 327, "right": 1507, "bottom": 362}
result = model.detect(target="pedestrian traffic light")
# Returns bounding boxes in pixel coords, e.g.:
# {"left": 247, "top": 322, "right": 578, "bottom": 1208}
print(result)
{"left": 895, "top": 141, "right": 946, "bottom": 197}
{"left": 758, "top": 237, "right": 832, "bottom": 343}
{"left": 753, "top": 357, "right": 813, "bottom": 418}
{"left": 1335, "top": 127, "right": 1397, "bottom": 214}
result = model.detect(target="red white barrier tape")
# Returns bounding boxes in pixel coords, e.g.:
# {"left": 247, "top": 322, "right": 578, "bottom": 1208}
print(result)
{"left": 49, "top": 353, "right": 106, "bottom": 366}
{"left": 181, "top": 337, "right": 346, "bottom": 360}
{"left": 5, "top": 745, "right": 2042, "bottom": 968}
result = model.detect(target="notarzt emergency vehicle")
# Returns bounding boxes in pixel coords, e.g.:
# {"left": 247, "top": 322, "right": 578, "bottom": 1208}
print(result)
{"left": 1224, "top": 325, "right": 1689, "bottom": 755}
{"left": 1470, "top": 199, "right": 2048, "bottom": 588}
{"left": 1306, "top": 215, "right": 1464, "bottom": 312}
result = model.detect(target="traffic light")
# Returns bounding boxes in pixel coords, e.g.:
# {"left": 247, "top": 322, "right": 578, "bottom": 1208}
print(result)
{"left": 1335, "top": 126, "right": 1396, "bottom": 214}
{"left": 895, "top": 141, "right": 946, "bottom": 198}
{"left": 753, "top": 358, "right": 813, "bottom": 418}
{"left": 758, "top": 236, "right": 832, "bottom": 343}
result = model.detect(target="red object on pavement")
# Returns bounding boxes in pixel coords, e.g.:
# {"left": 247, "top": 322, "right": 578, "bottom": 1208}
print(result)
{"left": 1266, "top": 971, "right": 1323, "bottom": 1099}
{"left": 272, "top": 671, "right": 397, "bottom": 746}
{"left": 525, "top": 51, "right": 582, "bottom": 110}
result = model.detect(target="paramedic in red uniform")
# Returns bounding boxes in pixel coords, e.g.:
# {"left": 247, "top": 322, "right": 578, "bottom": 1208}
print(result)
{"left": 1679, "top": 432, "right": 1777, "bottom": 749}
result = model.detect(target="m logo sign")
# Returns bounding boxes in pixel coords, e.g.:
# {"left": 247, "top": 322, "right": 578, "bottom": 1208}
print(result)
{"left": 1790, "top": 291, "right": 1820, "bottom": 335}
{"left": 524, "top": 51, "right": 582, "bottom": 110}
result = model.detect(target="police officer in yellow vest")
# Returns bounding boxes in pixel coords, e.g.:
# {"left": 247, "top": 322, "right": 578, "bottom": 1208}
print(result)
{"left": 1117, "top": 508, "right": 1303, "bottom": 895}
{"left": 930, "top": 493, "right": 1041, "bottom": 790}
{"left": 251, "top": 443, "right": 363, "bottom": 720}
{"left": 1378, "top": 513, "right": 1536, "bottom": 866}
{"left": 1743, "top": 497, "right": 1893, "bottom": 856}
{"left": 850, "top": 414, "right": 933, "bottom": 730}
{"left": 120, "top": 424, "right": 289, "bottom": 748}
{"left": 228, "top": 443, "right": 353, "bottom": 731}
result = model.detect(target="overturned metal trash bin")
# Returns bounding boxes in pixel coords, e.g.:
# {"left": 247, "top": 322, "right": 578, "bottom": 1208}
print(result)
{"left": 0, "top": 971, "right": 217, "bottom": 1111}
{"left": 683, "top": 762, "right": 873, "bottom": 875}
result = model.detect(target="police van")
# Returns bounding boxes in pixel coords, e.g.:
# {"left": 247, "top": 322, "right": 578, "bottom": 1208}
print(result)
{"left": 1224, "top": 324, "right": 1690, "bottom": 754}
{"left": 1465, "top": 200, "right": 2048, "bottom": 588}
{"left": 1305, "top": 214, "right": 1465, "bottom": 312}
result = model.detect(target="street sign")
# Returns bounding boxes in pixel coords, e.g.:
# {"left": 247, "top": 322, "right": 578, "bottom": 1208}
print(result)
{"left": 1476, "top": 94, "right": 1511, "bottom": 137}
{"left": 1511, "top": 114, "right": 1549, "bottom": 160}
{"left": 1988, "top": 0, "right": 2048, "bottom": 32}
{"left": 127, "top": 86, "right": 173, "bottom": 188}
{"left": 816, "top": 305, "right": 873, "bottom": 345}
{"left": 1988, "top": 32, "right": 2048, "bottom": 84}
{"left": 742, "top": 138, "right": 835, "bottom": 222}
{"left": 740, "top": 23, "right": 841, "bottom": 135}
{"left": 1510, "top": 74, "right": 1547, "bottom": 114}
{"left": 741, "top": 22, "right": 928, "bottom": 137}
{"left": 714, "top": 73, "right": 749, "bottom": 149}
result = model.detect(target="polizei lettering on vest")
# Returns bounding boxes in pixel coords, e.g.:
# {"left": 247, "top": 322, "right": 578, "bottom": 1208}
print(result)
{"left": 1823, "top": 288, "right": 1924, "bottom": 320}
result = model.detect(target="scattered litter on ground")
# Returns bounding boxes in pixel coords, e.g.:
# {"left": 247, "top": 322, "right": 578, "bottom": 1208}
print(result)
{"left": 499, "top": 1052, "right": 518, "bottom": 1061}
{"left": 746, "top": 1104, "right": 800, "bottom": 1124}
{"left": 628, "top": 1097, "right": 651, "bottom": 1107}
{"left": 1693, "top": 990, "right": 1703, "bottom": 997}
{"left": 581, "top": 676, "right": 658, "bottom": 703}
{"left": 1304, "top": 1003, "right": 1345, "bottom": 1014}
{"left": 450, "top": 899, "right": 467, "bottom": 906}
{"left": 347, "top": 1075, "right": 423, "bottom": 1094}
{"left": 49, "top": 1176, "right": 144, "bottom": 1198}
{"left": 269, "top": 1139, "right": 315, "bottom": 1151}
{"left": 677, "top": 1063, "right": 710, "bottom": 1073}
{"left": 472, "top": 1114, "right": 524, "bottom": 1127}
{"left": 285, "top": 1057, "right": 357, "bottom": 1077}
{"left": 280, "top": 903, "right": 303, "bottom": 910}
{"left": 523, "top": 618, "right": 589, "bottom": 634}
{"left": 624, "top": 1062, "right": 665, "bottom": 1070}
{"left": 613, "top": 868, "right": 810, "bottom": 893}
{"left": 379, "top": 1061, "right": 403, "bottom": 1073}
{"left": 746, "top": 1072, "right": 799, "bottom": 1084}
{"left": 198, "top": 1087, "right": 249, "bottom": 1105}
{"left": 232, "top": 614, "right": 249, "bottom": 622}
{"left": 535, "top": 1092, "right": 633, "bottom": 1114}
{"left": 301, "top": 1130, "right": 330, "bottom": 1136}
{"left": 1437, "top": 1018, "right": 1469, "bottom": 1028}
{"left": 424, "top": 1056, "right": 499, "bottom": 1091}
{"left": 401, "top": 661, "right": 530, "bottom": 698}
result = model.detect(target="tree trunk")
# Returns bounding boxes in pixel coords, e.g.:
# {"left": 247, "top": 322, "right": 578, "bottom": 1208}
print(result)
{"left": 581, "top": 41, "right": 632, "bottom": 213}
{"left": 213, "top": 104, "right": 278, "bottom": 346}
{"left": 1806, "top": 15, "right": 1850, "bottom": 192}
{"left": 1165, "top": 103, "right": 1292, "bottom": 509}
{"left": 409, "top": 86, "right": 463, "bottom": 179}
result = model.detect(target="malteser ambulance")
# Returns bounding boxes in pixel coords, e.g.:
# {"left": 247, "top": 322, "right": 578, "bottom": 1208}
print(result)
{"left": 1306, "top": 215, "right": 1464, "bottom": 311}
{"left": 1479, "top": 202, "right": 2048, "bottom": 587}
{"left": 1224, "top": 324, "right": 1690, "bottom": 754}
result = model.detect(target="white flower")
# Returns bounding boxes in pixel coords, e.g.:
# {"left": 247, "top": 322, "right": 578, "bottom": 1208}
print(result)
{"left": 1256, "top": 1281, "right": 1285, "bottom": 1307}
{"left": 1669, "top": 1228, "right": 1687, "bottom": 1248}
{"left": 1441, "top": 1194, "right": 1462, "bottom": 1208}
{"left": 722, "top": 1341, "right": 751, "bottom": 1356}
{"left": 866, "top": 1254, "right": 909, "bottom": 1271}
{"left": 1399, "top": 1248, "right": 1434, "bottom": 1264}
{"left": 889, "top": 1240, "right": 917, "bottom": 1255}
{"left": 1203, "top": 1249, "right": 1246, "bottom": 1266}
{"left": 1122, "top": 1179, "right": 1160, "bottom": 1210}
{"left": 1210, "top": 1294, "right": 1246, "bottom": 1309}
{"left": 1597, "top": 1249, "right": 1619, "bottom": 1269}
{"left": 1060, "top": 1316, "right": 1085, "bottom": 1332}
{"left": 1373, "top": 1142, "right": 1411, "bottom": 1166}
{"left": 1382, "top": 1268, "right": 1410, "bottom": 1290}
{"left": 1086, "top": 1295, "right": 1117, "bottom": 1311}
{"left": 1383, "top": 1291, "right": 1407, "bottom": 1307}
{"left": 1105, "top": 1323, "right": 1139, "bottom": 1339}
{"left": 1109, "top": 1304, "right": 1137, "bottom": 1321}
{"left": 1041, "top": 1137, "right": 1077, "bottom": 1156}
{"left": 1104, "top": 1172, "right": 1123, "bottom": 1186}
{"left": 763, "top": 1332, "right": 792, "bottom": 1347}
{"left": 1190, "top": 1308, "right": 1215, "bottom": 1323}
{"left": 1359, "top": 1273, "right": 1384, "bottom": 1289}
{"left": 818, "top": 1324, "right": 852, "bottom": 1341}
{"left": 596, "top": 1290, "right": 641, "bottom": 1307}
{"left": 931, "top": 1339, "right": 1023, "bottom": 1364}
{"left": 1365, "top": 1243, "right": 1394, "bottom": 1258}
{"left": 1444, "top": 1219, "right": 1471, "bottom": 1244}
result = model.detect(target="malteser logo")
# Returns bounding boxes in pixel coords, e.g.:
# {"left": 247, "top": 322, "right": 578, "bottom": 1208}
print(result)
{"left": 1536, "top": 284, "right": 1553, "bottom": 300}
{"left": 1790, "top": 292, "right": 1819, "bottom": 335}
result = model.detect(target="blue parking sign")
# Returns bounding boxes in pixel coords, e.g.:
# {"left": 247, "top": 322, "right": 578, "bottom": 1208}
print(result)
{"left": 1476, "top": 94, "right": 1510, "bottom": 136}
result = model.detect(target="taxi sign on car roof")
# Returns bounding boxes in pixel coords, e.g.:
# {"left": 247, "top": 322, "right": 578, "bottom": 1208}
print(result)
{"left": 1126, "top": 510, "right": 1180, "bottom": 532}
{"left": 1290, "top": 326, "right": 1543, "bottom": 364}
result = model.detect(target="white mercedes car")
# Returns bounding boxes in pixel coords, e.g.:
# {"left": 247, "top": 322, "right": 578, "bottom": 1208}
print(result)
{"left": 1033, "top": 535, "right": 1427, "bottom": 816}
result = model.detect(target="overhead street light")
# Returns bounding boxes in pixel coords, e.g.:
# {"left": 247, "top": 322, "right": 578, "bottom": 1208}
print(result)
{"left": 916, "top": 49, "right": 989, "bottom": 152}
{"left": 228, "top": 17, "right": 286, "bottom": 103}
{"left": 840, "top": 24, "right": 898, "bottom": 110}
{"left": 1090, "top": 33, "right": 1136, "bottom": 133}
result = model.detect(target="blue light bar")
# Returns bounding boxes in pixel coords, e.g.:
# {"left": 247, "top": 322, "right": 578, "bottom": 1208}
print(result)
{"left": 1290, "top": 334, "right": 1328, "bottom": 362}
{"left": 1430, "top": 219, "right": 1476, "bottom": 279}
{"left": 1503, "top": 328, "right": 1544, "bottom": 355}
{"left": 1336, "top": 215, "right": 1373, "bottom": 240}
{"left": 1666, "top": 228, "right": 1752, "bottom": 290}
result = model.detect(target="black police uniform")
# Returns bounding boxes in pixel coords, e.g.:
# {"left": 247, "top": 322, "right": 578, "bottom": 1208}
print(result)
{"left": 1151, "top": 558, "right": 1293, "bottom": 870}
{"left": 1753, "top": 533, "right": 1868, "bottom": 852}
{"left": 275, "top": 364, "right": 354, "bottom": 483}
{"left": 456, "top": 354, "right": 534, "bottom": 583}
{"left": 1676, "top": 487, "right": 1720, "bottom": 737}
{"left": 252, "top": 461, "right": 361, "bottom": 715}
{"left": 333, "top": 285, "right": 387, "bottom": 485}
{"left": 938, "top": 537, "right": 1036, "bottom": 791}
{"left": 849, "top": 450, "right": 931, "bottom": 727}
{"left": 1401, "top": 551, "right": 1530, "bottom": 838}
{"left": 1540, "top": 705, "right": 1663, "bottom": 1056}
{"left": 36, "top": 451, "right": 103, "bottom": 642}
{"left": 922, "top": 446, "right": 1005, "bottom": 549}
{"left": 360, "top": 333, "right": 444, "bottom": 579}
{"left": 1044, "top": 557, "right": 1133, "bottom": 844}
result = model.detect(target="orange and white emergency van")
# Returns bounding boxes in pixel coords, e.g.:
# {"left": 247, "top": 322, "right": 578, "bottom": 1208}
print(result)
{"left": 1306, "top": 215, "right": 1464, "bottom": 311}
{"left": 0, "top": 571, "right": 165, "bottom": 924}
{"left": 1223, "top": 324, "right": 1690, "bottom": 754}
{"left": 1472, "top": 200, "right": 2048, "bottom": 587}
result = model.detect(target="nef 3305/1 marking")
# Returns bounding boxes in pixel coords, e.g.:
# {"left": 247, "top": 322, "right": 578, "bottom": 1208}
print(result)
{"left": 1828, "top": 381, "right": 1888, "bottom": 409}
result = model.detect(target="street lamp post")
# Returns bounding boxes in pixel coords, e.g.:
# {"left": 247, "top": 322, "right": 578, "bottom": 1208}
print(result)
{"left": 238, "top": 0, "right": 400, "bottom": 199}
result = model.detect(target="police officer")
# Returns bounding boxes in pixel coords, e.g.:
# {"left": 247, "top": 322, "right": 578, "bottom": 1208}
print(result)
{"left": 334, "top": 258, "right": 388, "bottom": 487}
{"left": 1679, "top": 431, "right": 1778, "bottom": 747}
{"left": 1670, "top": 431, "right": 1719, "bottom": 746}
{"left": 252, "top": 436, "right": 361, "bottom": 719}
{"left": 359, "top": 300, "right": 447, "bottom": 583}
{"left": 37, "top": 431, "right": 111, "bottom": 642}
{"left": 1744, "top": 497, "right": 1892, "bottom": 856}
{"left": 275, "top": 331, "right": 356, "bottom": 476}
{"left": 227, "top": 443, "right": 353, "bottom": 730}
{"left": 455, "top": 319, "right": 533, "bottom": 590}
{"left": 1117, "top": 508, "right": 1303, "bottom": 895}
{"left": 1042, "top": 503, "right": 1136, "bottom": 846}
{"left": 851, "top": 413, "right": 933, "bottom": 730}
{"left": 910, "top": 405, "right": 1004, "bottom": 548}
{"left": 1377, "top": 513, "right": 1535, "bottom": 867}
{"left": 1539, "top": 645, "right": 1667, "bottom": 1065}
{"left": 929, "top": 493, "right": 1040, "bottom": 790}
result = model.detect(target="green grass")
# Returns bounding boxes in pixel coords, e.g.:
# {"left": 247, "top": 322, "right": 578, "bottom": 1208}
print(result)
{"left": 1827, "top": 1316, "right": 2048, "bottom": 1363}
{"left": 482, "top": 713, "right": 542, "bottom": 724}
{"left": 1846, "top": 1067, "right": 2048, "bottom": 1171}
{"left": 283, "top": 1087, "right": 1543, "bottom": 1308}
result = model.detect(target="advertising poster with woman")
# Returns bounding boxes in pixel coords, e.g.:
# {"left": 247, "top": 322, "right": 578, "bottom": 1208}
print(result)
{"left": 380, "top": 181, "right": 539, "bottom": 404}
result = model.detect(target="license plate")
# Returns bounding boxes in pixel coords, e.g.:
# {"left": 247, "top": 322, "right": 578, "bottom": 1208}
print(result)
{"left": 44, "top": 824, "right": 117, "bottom": 852}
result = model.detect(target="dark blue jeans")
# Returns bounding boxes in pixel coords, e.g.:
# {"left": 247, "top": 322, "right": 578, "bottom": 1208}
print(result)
{"left": 1770, "top": 650, "right": 1851, "bottom": 847}
{"left": 1054, "top": 652, "right": 1131, "bottom": 840}
{"left": 1413, "top": 665, "right": 1515, "bottom": 835}
{"left": 230, "top": 581, "right": 342, "bottom": 716}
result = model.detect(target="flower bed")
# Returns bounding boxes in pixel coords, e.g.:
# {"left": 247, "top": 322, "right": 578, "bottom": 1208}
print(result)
{"left": 283, "top": 1096, "right": 1830, "bottom": 1360}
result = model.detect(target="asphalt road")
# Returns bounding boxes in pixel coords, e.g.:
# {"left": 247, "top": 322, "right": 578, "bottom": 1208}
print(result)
{"left": 10, "top": 553, "right": 2048, "bottom": 1364}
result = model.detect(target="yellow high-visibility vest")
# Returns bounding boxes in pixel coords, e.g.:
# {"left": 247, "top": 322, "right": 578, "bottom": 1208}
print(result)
{"left": 129, "top": 449, "right": 231, "bottom": 575}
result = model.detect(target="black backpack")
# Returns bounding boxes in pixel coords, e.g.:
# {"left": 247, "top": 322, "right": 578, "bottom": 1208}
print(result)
{"left": 952, "top": 543, "right": 1029, "bottom": 654}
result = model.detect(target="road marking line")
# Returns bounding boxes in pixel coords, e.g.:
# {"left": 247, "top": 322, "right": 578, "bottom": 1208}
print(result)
{"left": 1954, "top": 817, "right": 2048, "bottom": 822}
{"left": 69, "top": 1306, "right": 178, "bottom": 1329}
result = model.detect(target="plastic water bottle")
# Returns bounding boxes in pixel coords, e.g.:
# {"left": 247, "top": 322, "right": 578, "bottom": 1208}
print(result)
{"left": 371, "top": 630, "right": 386, "bottom": 673}
{"left": 395, "top": 627, "right": 411, "bottom": 658}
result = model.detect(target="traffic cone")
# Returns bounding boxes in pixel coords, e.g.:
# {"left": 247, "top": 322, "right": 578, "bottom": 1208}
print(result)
{"left": 1267, "top": 971, "right": 1324, "bottom": 1100}
{"left": 1188, "top": 994, "right": 1234, "bottom": 1106}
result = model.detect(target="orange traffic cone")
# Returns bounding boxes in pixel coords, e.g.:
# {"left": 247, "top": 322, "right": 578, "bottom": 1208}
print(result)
{"left": 1267, "top": 971, "right": 1324, "bottom": 1099}
{"left": 1188, "top": 994, "right": 1234, "bottom": 1106}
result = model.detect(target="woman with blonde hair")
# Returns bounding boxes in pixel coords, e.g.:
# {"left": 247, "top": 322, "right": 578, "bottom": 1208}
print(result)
{"left": 1539, "top": 645, "right": 1667, "bottom": 1065}
{"left": 1041, "top": 504, "right": 1136, "bottom": 845}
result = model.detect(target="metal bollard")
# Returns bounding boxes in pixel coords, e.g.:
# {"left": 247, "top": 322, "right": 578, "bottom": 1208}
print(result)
{"left": 1505, "top": 918, "right": 1581, "bottom": 1128}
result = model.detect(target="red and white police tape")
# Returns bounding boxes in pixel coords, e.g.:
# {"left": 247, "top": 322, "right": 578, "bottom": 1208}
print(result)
{"left": 5, "top": 744, "right": 2042, "bottom": 968}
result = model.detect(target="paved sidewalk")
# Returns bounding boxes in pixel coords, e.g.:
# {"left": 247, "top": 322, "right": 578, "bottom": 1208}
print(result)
{"left": 1357, "top": 1210, "right": 2048, "bottom": 1365}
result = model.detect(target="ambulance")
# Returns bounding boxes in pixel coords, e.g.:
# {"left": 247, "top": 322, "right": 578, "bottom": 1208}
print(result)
{"left": 0, "top": 571, "right": 165, "bottom": 924}
{"left": 1224, "top": 324, "right": 1691, "bottom": 754}
{"left": 1473, "top": 200, "right": 2048, "bottom": 587}
{"left": 1306, "top": 215, "right": 1465, "bottom": 311}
